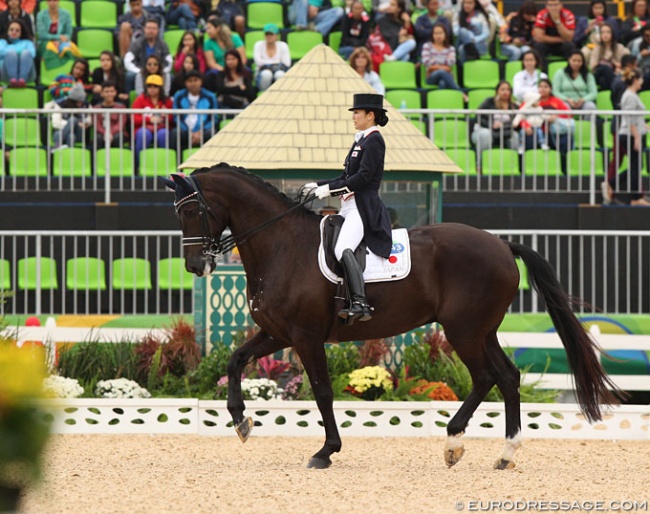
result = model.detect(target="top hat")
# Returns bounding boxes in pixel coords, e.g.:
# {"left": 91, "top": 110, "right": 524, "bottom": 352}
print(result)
{"left": 348, "top": 93, "right": 386, "bottom": 112}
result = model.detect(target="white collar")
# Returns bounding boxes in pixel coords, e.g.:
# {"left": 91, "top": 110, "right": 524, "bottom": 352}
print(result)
{"left": 355, "top": 125, "right": 379, "bottom": 142}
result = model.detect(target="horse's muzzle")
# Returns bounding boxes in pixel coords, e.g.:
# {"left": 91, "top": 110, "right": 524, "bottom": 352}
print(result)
{"left": 186, "top": 255, "right": 215, "bottom": 277}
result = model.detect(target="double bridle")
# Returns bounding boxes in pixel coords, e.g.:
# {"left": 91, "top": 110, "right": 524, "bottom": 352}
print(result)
{"left": 175, "top": 176, "right": 316, "bottom": 259}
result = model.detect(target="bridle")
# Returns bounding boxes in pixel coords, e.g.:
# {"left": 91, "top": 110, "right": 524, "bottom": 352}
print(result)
{"left": 175, "top": 176, "right": 317, "bottom": 259}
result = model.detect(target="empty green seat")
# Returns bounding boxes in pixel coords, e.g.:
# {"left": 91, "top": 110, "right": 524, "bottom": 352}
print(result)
{"left": 2, "top": 88, "right": 39, "bottom": 110}
{"left": 328, "top": 31, "right": 342, "bottom": 52}
{"left": 66, "top": 257, "right": 107, "bottom": 291}
{"left": 432, "top": 119, "right": 470, "bottom": 149}
{"left": 386, "top": 89, "right": 421, "bottom": 110}
{"left": 52, "top": 148, "right": 93, "bottom": 177}
{"left": 163, "top": 30, "right": 185, "bottom": 55}
{"left": 567, "top": 149, "right": 605, "bottom": 176}
{"left": 523, "top": 149, "right": 563, "bottom": 176}
{"left": 445, "top": 148, "right": 477, "bottom": 174}
{"left": 139, "top": 148, "right": 178, "bottom": 177}
{"left": 9, "top": 148, "right": 48, "bottom": 176}
{"left": 515, "top": 258, "right": 529, "bottom": 290}
{"left": 111, "top": 258, "right": 152, "bottom": 290}
{"left": 379, "top": 61, "right": 417, "bottom": 89}
{"left": 504, "top": 61, "right": 522, "bottom": 85}
{"left": 480, "top": 149, "right": 520, "bottom": 175}
{"left": 467, "top": 88, "right": 493, "bottom": 110}
{"left": 17, "top": 257, "right": 58, "bottom": 290}
{"left": 76, "top": 29, "right": 114, "bottom": 58}
{"left": 244, "top": 30, "right": 265, "bottom": 60}
{"left": 247, "top": 2, "right": 285, "bottom": 29}
{"left": 0, "top": 259, "right": 10, "bottom": 291}
{"left": 462, "top": 60, "right": 499, "bottom": 90}
{"left": 157, "top": 258, "right": 194, "bottom": 290}
{"left": 286, "top": 31, "right": 323, "bottom": 60}
{"left": 4, "top": 117, "right": 41, "bottom": 147}
{"left": 96, "top": 148, "right": 134, "bottom": 177}
{"left": 80, "top": 0, "right": 118, "bottom": 29}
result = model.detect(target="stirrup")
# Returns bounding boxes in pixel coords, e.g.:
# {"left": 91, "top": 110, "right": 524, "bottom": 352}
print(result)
{"left": 338, "top": 301, "right": 373, "bottom": 322}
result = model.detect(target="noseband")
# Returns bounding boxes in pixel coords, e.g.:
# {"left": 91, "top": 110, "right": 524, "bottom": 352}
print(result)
{"left": 175, "top": 176, "right": 317, "bottom": 259}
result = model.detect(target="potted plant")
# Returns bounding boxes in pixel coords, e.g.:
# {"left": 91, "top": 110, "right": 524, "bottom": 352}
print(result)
{"left": 0, "top": 342, "right": 50, "bottom": 512}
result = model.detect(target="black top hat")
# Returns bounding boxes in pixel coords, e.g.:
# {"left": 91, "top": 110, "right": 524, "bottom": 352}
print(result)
{"left": 348, "top": 93, "right": 387, "bottom": 112}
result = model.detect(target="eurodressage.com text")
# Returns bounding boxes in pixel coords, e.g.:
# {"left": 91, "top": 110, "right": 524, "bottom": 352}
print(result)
{"left": 456, "top": 499, "right": 648, "bottom": 512}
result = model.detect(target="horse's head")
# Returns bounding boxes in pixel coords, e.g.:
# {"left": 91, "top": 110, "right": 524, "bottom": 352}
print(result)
{"left": 161, "top": 173, "right": 228, "bottom": 277}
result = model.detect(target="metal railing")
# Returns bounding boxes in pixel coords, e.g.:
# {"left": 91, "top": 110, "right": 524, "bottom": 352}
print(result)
{"left": 0, "top": 229, "right": 648, "bottom": 316}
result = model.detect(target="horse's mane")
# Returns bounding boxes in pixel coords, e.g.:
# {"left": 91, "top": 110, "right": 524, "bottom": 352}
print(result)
{"left": 192, "top": 163, "right": 321, "bottom": 218}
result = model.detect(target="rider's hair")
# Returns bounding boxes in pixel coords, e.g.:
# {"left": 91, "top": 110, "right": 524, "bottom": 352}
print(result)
{"left": 371, "top": 109, "right": 389, "bottom": 127}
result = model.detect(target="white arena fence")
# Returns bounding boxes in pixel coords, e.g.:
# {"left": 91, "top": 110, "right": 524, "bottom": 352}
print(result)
{"left": 34, "top": 399, "right": 650, "bottom": 440}
{"left": 0, "top": 229, "right": 648, "bottom": 316}
{"left": 0, "top": 108, "right": 643, "bottom": 201}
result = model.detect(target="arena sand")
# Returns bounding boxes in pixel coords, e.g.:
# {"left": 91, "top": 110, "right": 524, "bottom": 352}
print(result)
{"left": 21, "top": 435, "right": 650, "bottom": 514}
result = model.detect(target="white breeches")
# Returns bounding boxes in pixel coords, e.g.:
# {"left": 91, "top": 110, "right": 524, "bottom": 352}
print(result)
{"left": 334, "top": 195, "right": 364, "bottom": 261}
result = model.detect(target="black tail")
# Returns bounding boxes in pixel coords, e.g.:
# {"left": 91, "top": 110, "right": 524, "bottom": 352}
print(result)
{"left": 508, "top": 241, "right": 623, "bottom": 422}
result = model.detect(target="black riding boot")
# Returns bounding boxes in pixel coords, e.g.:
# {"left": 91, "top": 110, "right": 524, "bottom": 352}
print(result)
{"left": 338, "top": 249, "right": 373, "bottom": 322}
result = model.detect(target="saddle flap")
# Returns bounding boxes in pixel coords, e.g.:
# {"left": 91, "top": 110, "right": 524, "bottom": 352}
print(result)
{"left": 322, "top": 215, "right": 367, "bottom": 275}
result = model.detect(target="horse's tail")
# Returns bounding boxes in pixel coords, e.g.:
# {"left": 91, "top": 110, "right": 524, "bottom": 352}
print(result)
{"left": 507, "top": 241, "right": 623, "bottom": 422}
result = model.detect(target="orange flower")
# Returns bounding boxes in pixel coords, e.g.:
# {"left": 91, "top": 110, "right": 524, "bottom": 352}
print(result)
{"left": 409, "top": 381, "right": 458, "bottom": 401}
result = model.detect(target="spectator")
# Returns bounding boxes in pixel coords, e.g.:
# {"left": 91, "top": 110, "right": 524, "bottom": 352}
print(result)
{"left": 472, "top": 80, "right": 519, "bottom": 153}
{"left": 413, "top": 0, "right": 451, "bottom": 57}
{"left": 513, "top": 90, "right": 546, "bottom": 150}
{"left": 633, "top": 25, "right": 650, "bottom": 79}
{"left": 171, "top": 69, "right": 217, "bottom": 152}
{"left": 170, "top": 52, "right": 200, "bottom": 96}
{"left": 49, "top": 58, "right": 91, "bottom": 101}
{"left": 0, "top": 18, "right": 35, "bottom": 87}
{"left": 552, "top": 50, "right": 597, "bottom": 111}
{"left": 338, "top": 1, "right": 371, "bottom": 60}
{"left": 574, "top": 0, "right": 619, "bottom": 57}
{"left": 36, "top": 0, "right": 74, "bottom": 63}
{"left": 131, "top": 73, "right": 172, "bottom": 169}
{"left": 167, "top": 0, "right": 202, "bottom": 32}
{"left": 377, "top": 0, "right": 415, "bottom": 62}
{"left": 253, "top": 23, "right": 291, "bottom": 92}
{"left": 422, "top": 22, "right": 464, "bottom": 96}
{"left": 204, "top": 17, "right": 246, "bottom": 75}
{"left": 135, "top": 54, "right": 171, "bottom": 97}
{"left": 620, "top": 0, "right": 650, "bottom": 50}
{"left": 288, "top": 0, "right": 344, "bottom": 37}
{"left": 537, "top": 78, "right": 574, "bottom": 165}
{"left": 499, "top": 1, "right": 537, "bottom": 62}
{"left": 207, "top": 1, "right": 246, "bottom": 40}
{"left": 531, "top": 0, "right": 576, "bottom": 64}
{"left": 51, "top": 83, "right": 91, "bottom": 149}
{"left": 93, "top": 81, "right": 128, "bottom": 149}
{"left": 349, "top": 46, "right": 384, "bottom": 94}
{"left": 512, "top": 49, "right": 547, "bottom": 103}
{"left": 211, "top": 49, "right": 255, "bottom": 108}
{"left": 124, "top": 18, "right": 172, "bottom": 93}
{"left": 0, "top": 0, "right": 33, "bottom": 41}
{"left": 91, "top": 51, "right": 128, "bottom": 105}
{"left": 173, "top": 31, "right": 206, "bottom": 74}
{"left": 452, "top": 0, "right": 491, "bottom": 63}
{"left": 123, "top": 0, "right": 165, "bottom": 30}
{"left": 604, "top": 67, "right": 650, "bottom": 205}
{"left": 116, "top": 0, "right": 148, "bottom": 58}
{"left": 0, "top": 0, "right": 34, "bottom": 14}
{"left": 589, "top": 23, "right": 629, "bottom": 91}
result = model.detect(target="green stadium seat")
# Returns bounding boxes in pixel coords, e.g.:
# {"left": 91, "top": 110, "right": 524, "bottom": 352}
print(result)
{"left": 480, "top": 148, "right": 520, "bottom": 175}
{"left": 2, "top": 88, "right": 39, "bottom": 110}
{"left": 547, "top": 61, "right": 566, "bottom": 81}
{"left": 515, "top": 257, "right": 529, "bottom": 290}
{"left": 445, "top": 147, "right": 477, "bottom": 174}
{"left": 596, "top": 90, "right": 613, "bottom": 119}
{"left": 379, "top": 61, "right": 417, "bottom": 89}
{"left": 467, "top": 88, "right": 493, "bottom": 110}
{"left": 76, "top": 29, "right": 114, "bottom": 58}
{"left": 182, "top": 147, "right": 200, "bottom": 161}
{"left": 4, "top": 117, "right": 41, "bottom": 146}
{"left": 639, "top": 90, "right": 650, "bottom": 111}
{"left": 17, "top": 257, "right": 58, "bottom": 290}
{"left": 432, "top": 119, "right": 470, "bottom": 149}
{"left": 163, "top": 30, "right": 186, "bottom": 55}
{"left": 0, "top": 259, "right": 10, "bottom": 291}
{"left": 426, "top": 89, "right": 465, "bottom": 118}
{"left": 462, "top": 60, "right": 499, "bottom": 90}
{"left": 244, "top": 30, "right": 265, "bottom": 60}
{"left": 420, "top": 64, "right": 457, "bottom": 90}
{"left": 52, "top": 148, "right": 93, "bottom": 177}
{"left": 66, "top": 257, "right": 107, "bottom": 291}
{"left": 523, "top": 149, "right": 563, "bottom": 176}
{"left": 9, "top": 148, "right": 48, "bottom": 176}
{"left": 39, "top": 0, "right": 77, "bottom": 26}
{"left": 410, "top": 118, "right": 426, "bottom": 134}
{"left": 39, "top": 61, "right": 72, "bottom": 88}
{"left": 286, "top": 31, "right": 323, "bottom": 60}
{"left": 572, "top": 120, "right": 594, "bottom": 149}
{"left": 386, "top": 89, "right": 421, "bottom": 110}
{"left": 157, "top": 258, "right": 194, "bottom": 290}
{"left": 80, "top": 0, "right": 118, "bottom": 29}
{"left": 504, "top": 61, "right": 522, "bottom": 85}
{"left": 96, "top": 148, "right": 134, "bottom": 177}
{"left": 111, "top": 258, "right": 152, "bottom": 290}
{"left": 567, "top": 149, "right": 605, "bottom": 176}
{"left": 139, "top": 148, "right": 177, "bottom": 177}
{"left": 328, "top": 31, "right": 342, "bottom": 52}
{"left": 247, "top": 2, "right": 285, "bottom": 29}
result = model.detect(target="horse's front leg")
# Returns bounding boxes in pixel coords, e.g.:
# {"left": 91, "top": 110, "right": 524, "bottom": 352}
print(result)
{"left": 226, "top": 330, "right": 289, "bottom": 442}
{"left": 294, "top": 339, "right": 341, "bottom": 469}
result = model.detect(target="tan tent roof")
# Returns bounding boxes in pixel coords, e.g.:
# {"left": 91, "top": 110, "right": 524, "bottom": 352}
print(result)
{"left": 179, "top": 44, "right": 462, "bottom": 175}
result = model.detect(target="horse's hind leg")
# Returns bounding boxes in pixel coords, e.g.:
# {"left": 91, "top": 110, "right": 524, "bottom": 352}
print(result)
{"left": 227, "top": 330, "right": 289, "bottom": 442}
{"left": 486, "top": 331, "right": 522, "bottom": 470}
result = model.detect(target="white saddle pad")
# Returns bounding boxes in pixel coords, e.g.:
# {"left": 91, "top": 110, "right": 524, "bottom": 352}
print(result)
{"left": 318, "top": 216, "right": 411, "bottom": 284}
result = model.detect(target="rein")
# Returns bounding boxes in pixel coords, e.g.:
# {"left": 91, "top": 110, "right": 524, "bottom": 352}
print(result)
{"left": 175, "top": 176, "right": 316, "bottom": 258}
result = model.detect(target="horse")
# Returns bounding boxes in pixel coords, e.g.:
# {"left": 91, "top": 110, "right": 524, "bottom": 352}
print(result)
{"left": 162, "top": 163, "right": 622, "bottom": 470}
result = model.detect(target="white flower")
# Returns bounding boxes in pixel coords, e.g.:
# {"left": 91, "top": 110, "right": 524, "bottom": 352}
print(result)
{"left": 240, "top": 378, "right": 283, "bottom": 400}
{"left": 95, "top": 378, "right": 151, "bottom": 399}
{"left": 42, "top": 375, "right": 84, "bottom": 398}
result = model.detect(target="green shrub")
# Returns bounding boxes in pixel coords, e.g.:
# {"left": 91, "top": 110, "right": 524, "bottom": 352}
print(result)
{"left": 325, "top": 342, "right": 360, "bottom": 378}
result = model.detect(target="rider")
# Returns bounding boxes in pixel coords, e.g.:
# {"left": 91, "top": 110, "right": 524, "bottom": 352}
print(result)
{"left": 304, "top": 93, "right": 393, "bottom": 322}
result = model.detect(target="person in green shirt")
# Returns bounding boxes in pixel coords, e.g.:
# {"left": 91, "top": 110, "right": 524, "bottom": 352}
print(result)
{"left": 551, "top": 50, "right": 597, "bottom": 110}
{"left": 204, "top": 17, "right": 246, "bottom": 74}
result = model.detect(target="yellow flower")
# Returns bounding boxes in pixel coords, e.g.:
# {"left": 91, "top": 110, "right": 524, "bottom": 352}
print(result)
{"left": 0, "top": 343, "right": 48, "bottom": 409}
{"left": 348, "top": 366, "right": 393, "bottom": 394}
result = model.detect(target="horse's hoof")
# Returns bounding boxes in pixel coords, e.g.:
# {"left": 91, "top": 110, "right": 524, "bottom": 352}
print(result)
{"left": 445, "top": 447, "right": 465, "bottom": 468}
{"left": 306, "top": 456, "right": 331, "bottom": 469}
{"left": 235, "top": 417, "right": 253, "bottom": 443}
{"left": 494, "top": 458, "right": 516, "bottom": 470}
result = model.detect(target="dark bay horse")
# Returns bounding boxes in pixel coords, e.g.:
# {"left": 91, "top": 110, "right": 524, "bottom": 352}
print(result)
{"left": 162, "top": 163, "right": 621, "bottom": 470}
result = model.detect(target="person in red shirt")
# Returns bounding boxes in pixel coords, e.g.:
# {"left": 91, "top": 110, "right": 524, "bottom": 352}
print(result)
{"left": 0, "top": 0, "right": 34, "bottom": 14}
{"left": 532, "top": 0, "right": 577, "bottom": 65}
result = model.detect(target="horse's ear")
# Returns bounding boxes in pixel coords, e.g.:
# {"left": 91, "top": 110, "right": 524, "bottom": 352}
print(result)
{"left": 160, "top": 176, "right": 176, "bottom": 190}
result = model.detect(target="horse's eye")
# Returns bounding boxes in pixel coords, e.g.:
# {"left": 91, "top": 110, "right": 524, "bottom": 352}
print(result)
{"left": 182, "top": 207, "right": 199, "bottom": 218}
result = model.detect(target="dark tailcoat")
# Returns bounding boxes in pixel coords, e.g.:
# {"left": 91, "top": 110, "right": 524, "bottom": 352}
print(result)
{"left": 317, "top": 128, "right": 393, "bottom": 258}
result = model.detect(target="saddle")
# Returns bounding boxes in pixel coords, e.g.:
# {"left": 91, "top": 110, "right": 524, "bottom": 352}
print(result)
{"left": 322, "top": 215, "right": 367, "bottom": 276}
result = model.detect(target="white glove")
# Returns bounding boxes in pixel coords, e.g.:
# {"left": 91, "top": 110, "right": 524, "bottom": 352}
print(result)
{"left": 302, "top": 182, "right": 318, "bottom": 197}
{"left": 314, "top": 184, "right": 331, "bottom": 199}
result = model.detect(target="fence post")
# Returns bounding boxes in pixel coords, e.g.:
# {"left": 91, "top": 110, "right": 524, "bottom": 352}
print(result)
{"left": 104, "top": 109, "right": 111, "bottom": 204}
{"left": 35, "top": 233, "right": 42, "bottom": 316}
{"left": 589, "top": 110, "right": 597, "bottom": 206}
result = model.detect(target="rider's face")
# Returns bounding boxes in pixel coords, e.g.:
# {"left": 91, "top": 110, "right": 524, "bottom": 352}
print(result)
{"left": 352, "top": 109, "right": 374, "bottom": 131}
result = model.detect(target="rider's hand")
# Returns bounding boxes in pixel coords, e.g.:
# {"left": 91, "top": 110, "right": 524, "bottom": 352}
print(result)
{"left": 314, "top": 185, "right": 331, "bottom": 199}
{"left": 301, "top": 182, "right": 318, "bottom": 197}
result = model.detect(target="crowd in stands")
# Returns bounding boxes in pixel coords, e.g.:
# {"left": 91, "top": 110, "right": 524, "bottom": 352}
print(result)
{"left": 0, "top": 0, "right": 648, "bottom": 203}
